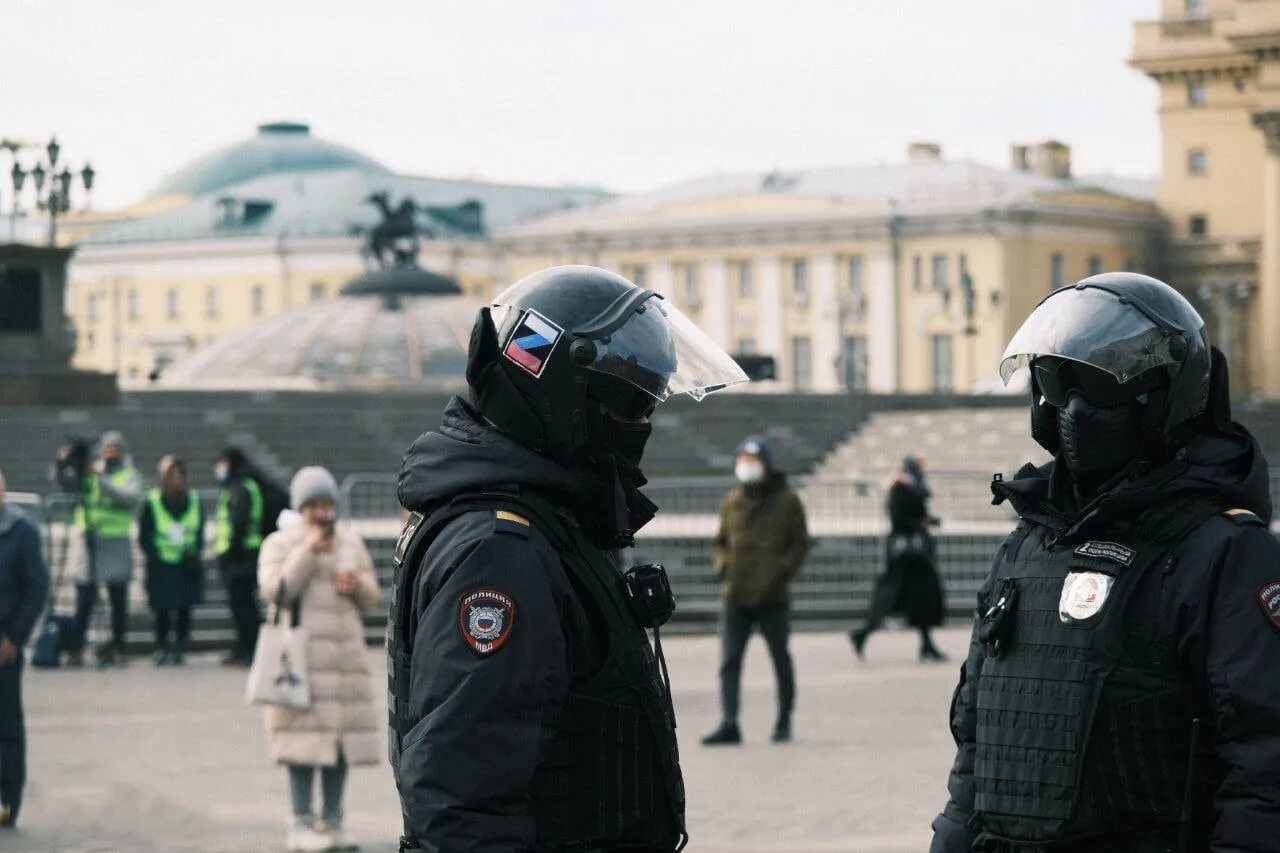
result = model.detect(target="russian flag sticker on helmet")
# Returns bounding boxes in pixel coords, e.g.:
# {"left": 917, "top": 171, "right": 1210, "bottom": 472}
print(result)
{"left": 503, "top": 309, "right": 563, "bottom": 379}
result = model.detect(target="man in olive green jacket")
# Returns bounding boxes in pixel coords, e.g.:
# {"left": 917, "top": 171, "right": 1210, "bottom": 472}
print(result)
{"left": 703, "top": 436, "right": 809, "bottom": 746}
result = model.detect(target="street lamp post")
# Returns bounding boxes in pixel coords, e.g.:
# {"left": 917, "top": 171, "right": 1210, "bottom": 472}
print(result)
{"left": 5, "top": 135, "right": 94, "bottom": 246}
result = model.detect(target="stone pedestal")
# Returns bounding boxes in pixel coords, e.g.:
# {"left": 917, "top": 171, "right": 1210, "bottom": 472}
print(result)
{"left": 0, "top": 243, "right": 117, "bottom": 405}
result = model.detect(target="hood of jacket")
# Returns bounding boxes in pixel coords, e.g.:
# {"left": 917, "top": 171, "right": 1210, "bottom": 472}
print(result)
{"left": 994, "top": 348, "right": 1271, "bottom": 544}
{"left": 398, "top": 396, "right": 598, "bottom": 518}
{"left": 0, "top": 503, "right": 25, "bottom": 537}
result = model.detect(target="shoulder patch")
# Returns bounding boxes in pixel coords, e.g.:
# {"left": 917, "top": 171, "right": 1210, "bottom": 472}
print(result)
{"left": 394, "top": 512, "right": 424, "bottom": 567}
{"left": 459, "top": 589, "right": 516, "bottom": 656}
{"left": 494, "top": 509, "right": 531, "bottom": 537}
{"left": 1073, "top": 540, "right": 1137, "bottom": 567}
{"left": 1225, "top": 508, "right": 1265, "bottom": 527}
{"left": 1258, "top": 582, "right": 1280, "bottom": 635}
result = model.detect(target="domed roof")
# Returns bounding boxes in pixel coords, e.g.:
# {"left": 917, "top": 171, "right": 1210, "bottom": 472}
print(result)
{"left": 159, "top": 289, "right": 481, "bottom": 390}
{"left": 151, "top": 122, "right": 390, "bottom": 198}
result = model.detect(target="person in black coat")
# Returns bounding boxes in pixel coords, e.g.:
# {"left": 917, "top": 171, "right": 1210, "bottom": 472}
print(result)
{"left": 849, "top": 455, "right": 947, "bottom": 662}
{"left": 0, "top": 469, "right": 50, "bottom": 829}
{"left": 137, "top": 457, "right": 204, "bottom": 666}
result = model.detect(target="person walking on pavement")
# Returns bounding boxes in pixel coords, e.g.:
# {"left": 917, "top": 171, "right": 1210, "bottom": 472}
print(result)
{"left": 258, "top": 466, "right": 380, "bottom": 853}
{"left": 0, "top": 469, "right": 50, "bottom": 828}
{"left": 138, "top": 456, "right": 204, "bottom": 666}
{"left": 214, "top": 447, "right": 266, "bottom": 667}
{"left": 849, "top": 455, "right": 947, "bottom": 663}
{"left": 63, "top": 431, "right": 142, "bottom": 668}
{"left": 702, "top": 436, "right": 809, "bottom": 746}
{"left": 930, "top": 273, "right": 1280, "bottom": 852}
{"left": 389, "top": 266, "right": 747, "bottom": 851}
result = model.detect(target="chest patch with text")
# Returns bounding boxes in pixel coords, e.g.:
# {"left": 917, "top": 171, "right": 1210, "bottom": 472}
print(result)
{"left": 1059, "top": 571, "right": 1116, "bottom": 623}
{"left": 1073, "top": 540, "right": 1137, "bottom": 567}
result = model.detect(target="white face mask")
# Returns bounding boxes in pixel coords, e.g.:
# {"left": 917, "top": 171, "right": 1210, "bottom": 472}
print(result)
{"left": 214, "top": 463, "right": 229, "bottom": 483}
{"left": 735, "top": 459, "right": 766, "bottom": 484}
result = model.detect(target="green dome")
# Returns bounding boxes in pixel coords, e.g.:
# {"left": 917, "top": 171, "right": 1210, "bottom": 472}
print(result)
{"left": 151, "top": 122, "right": 390, "bottom": 197}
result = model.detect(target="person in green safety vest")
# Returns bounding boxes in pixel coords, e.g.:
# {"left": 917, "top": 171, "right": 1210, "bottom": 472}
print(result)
{"left": 137, "top": 456, "right": 204, "bottom": 667}
{"left": 64, "top": 431, "right": 142, "bottom": 668}
{"left": 214, "top": 447, "right": 265, "bottom": 667}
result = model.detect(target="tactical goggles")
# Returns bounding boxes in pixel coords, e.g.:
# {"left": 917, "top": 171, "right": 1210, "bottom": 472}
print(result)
{"left": 1033, "top": 357, "right": 1164, "bottom": 408}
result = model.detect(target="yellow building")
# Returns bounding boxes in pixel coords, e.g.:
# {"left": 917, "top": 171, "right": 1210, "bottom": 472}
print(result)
{"left": 68, "top": 122, "right": 605, "bottom": 383}
{"left": 498, "top": 142, "right": 1159, "bottom": 394}
{"left": 1132, "top": 0, "right": 1280, "bottom": 397}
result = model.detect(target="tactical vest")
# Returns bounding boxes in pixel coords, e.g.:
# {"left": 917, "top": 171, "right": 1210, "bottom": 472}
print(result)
{"left": 74, "top": 468, "right": 137, "bottom": 538}
{"left": 972, "top": 521, "right": 1198, "bottom": 849}
{"left": 214, "top": 477, "right": 263, "bottom": 555}
{"left": 387, "top": 490, "right": 687, "bottom": 852}
{"left": 147, "top": 488, "right": 201, "bottom": 564}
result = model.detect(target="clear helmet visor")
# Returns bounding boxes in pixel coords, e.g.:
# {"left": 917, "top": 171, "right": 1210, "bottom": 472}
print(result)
{"left": 584, "top": 295, "right": 748, "bottom": 403}
{"left": 999, "top": 286, "right": 1188, "bottom": 386}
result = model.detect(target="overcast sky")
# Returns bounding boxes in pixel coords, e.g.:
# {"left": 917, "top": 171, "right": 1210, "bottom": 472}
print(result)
{"left": 4, "top": 0, "right": 1159, "bottom": 208}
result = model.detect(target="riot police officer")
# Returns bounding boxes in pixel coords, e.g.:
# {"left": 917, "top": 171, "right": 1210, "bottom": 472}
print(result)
{"left": 930, "top": 273, "right": 1280, "bottom": 852}
{"left": 389, "top": 265, "right": 747, "bottom": 852}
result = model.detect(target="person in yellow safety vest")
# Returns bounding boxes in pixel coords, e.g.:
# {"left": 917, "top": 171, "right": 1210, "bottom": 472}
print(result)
{"left": 138, "top": 456, "right": 204, "bottom": 667}
{"left": 65, "top": 431, "right": 142, "bottom": 668}
{"left": 214, "top": 447, "right": 265, "bottom": 667}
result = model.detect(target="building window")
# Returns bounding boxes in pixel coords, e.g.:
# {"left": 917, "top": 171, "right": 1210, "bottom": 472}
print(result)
{"left": 842, "top": 335, "right": 868, "bottom": 392}
{"left": 1050, "top": 253, "right": 1065, "bottom": 289}
{"left": 791, "top": 336, "right": 812, "bottom": 390}
{"left": 622, "top": 264, "right": 647, "bottom": 288}
{"left": 127, "top": 289, "right": 140, "bottom": 322}
{"left": 1088, "top": 255, "right": 1104, "bottom": 277}
{"left": 1187, "top": 80, "right": 1207, "bottom": 107}
{"left": 309, "top": 282, "right": 326, "bottom": 302}
{"left": 681, "top": 262, "right": 700, "bottom": 305}
{"left": 1186, "top": 0, "right": 1206, "bottom": 17}
{"left": 931, "top": 254, "right": 949, "bottom": 293}
{"left": 846, "top": 255, "right": 864, "bottom": 303}
{"left": 913, "top": 255, "right": 923, "bottom": 291}
{"left": 87, "top": 292, "right": 102, "bottom": 323}
{"left": 735, "top": 260, "right": 753, "bottom": 298}
{"left": 931, "top": 334, "right": 954, "bottom": 393}
{"left": 1188, "top": 148, "right": 1207, "bottom": 175}
{"left": 205, "top": 286, "right": 219, "bottom": 319}
{"left": 1189, "top": 214, "right": 1208, "bottom": 237}
{"left": 1235, "top": 77, "right": 1247, "bottom": 93}
{"left": 737, "top": 337, "right": 757, "bottom": 355}
{"left": 790, "top": 258, "right": 808, "bottom": 300}
{"left": 251, "top": 285, "right": 264, "bottom": 317}
{"left": 166, "top": 289, "right": 180, "bottom": 320}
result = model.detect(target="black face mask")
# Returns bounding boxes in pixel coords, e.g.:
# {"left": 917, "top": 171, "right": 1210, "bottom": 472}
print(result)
{"left": 1056, "top": 394, "right": 1144, "bottom": 490}
{"left": 600, "top": 416, "right": 652, "bottom": 473}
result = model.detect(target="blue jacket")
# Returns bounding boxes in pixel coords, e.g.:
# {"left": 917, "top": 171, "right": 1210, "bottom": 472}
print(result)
{"left": 0, "top": 505, "right": 49, "bottom": 647}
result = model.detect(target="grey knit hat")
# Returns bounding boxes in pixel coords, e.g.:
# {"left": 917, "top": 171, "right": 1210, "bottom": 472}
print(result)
{"left": 289, "top": 466, "right": 339, "bottom": 510}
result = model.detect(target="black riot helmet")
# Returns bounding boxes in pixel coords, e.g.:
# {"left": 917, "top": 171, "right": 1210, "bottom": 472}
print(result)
{"left": 466, "top": 265, "right": 748, "bottom": 464}
{"left": 1000, "top": 272, "right": 1212, "bottom": 457}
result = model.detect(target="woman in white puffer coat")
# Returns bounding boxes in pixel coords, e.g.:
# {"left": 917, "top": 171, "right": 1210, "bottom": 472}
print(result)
{"left": 258, "top": 466, "right": 380, "bottom": 853}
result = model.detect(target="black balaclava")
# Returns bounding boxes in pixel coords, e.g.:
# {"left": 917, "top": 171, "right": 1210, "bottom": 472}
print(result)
{"left": 1056, "top": 394, "right": 1146, "bottom": 491}
{"left": 600, "top": 416, "right": 653, "bottom": 471}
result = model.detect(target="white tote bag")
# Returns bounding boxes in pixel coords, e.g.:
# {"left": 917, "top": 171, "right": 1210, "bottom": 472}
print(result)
{"left": 245, "top": 584, "right": 312, "bottom": 710}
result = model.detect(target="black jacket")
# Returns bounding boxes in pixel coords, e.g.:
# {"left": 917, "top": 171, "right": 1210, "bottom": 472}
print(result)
{"left": 931, "top": 361, "right": 1280, "bottom": 852}
{"left": 394, "top": 397, "right": 675, "bottom": 852}
{"left": 0, "top": 505, "right": 49, "bottom": 648}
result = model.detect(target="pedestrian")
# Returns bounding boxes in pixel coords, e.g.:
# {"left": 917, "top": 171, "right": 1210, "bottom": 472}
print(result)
{"left": 0, "top": 469, "right": 50, "bottom": 828}
{"left": 389, "top": 266, "right": 747, "bottom": 851}
{"left": 849, "top": 455, "right": 947, "bottom": 662}
{"left": 258, "top": 466, "right": 380, "bottom": 853}
{"left": 930, "top": 273, "right": 1280, "bottom": 852}
{"left": 702, "top": 436, "right": 809, "bottom": 746}
{"left": 63, "top": 431, "right": 142, "bottom": 668}
{"left": 213, "top": 447, "right": 266, "bottom": 667}
{"left": 137, "top": 456, "right": 204, "bottom": 666}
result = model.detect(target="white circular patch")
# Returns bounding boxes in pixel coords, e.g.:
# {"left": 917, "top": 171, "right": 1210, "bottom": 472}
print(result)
{"left": 468, "top": 606, "right": 505, "bottom": 641}
{"left": 1059, "top": 571, "right": 1116, "bottom": 623}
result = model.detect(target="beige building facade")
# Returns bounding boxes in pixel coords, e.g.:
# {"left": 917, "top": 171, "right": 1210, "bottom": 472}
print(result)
{"left": 1132, "top": 0, "right": 1280, "bottom": 396}
{"left": 499, "top": 144, "right": 1159, "bottom": 394}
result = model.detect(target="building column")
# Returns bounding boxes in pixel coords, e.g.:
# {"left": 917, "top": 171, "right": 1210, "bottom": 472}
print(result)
{"left": 1253, "top": 112, "right": 1280, "bottom": 399}
{"left": 756, "top": 255, "right": 785, "bottom": 386}
{"left": 810, "top": 252, "right": 841, "bottom": 392}
{"left": 701, "top": 258, "right": 731, "bottom": 348}
{"left": 865, "top": 248, "right": 898, "bottom": 392}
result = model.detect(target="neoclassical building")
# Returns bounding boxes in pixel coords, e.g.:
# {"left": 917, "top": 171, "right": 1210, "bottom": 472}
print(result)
{"left": 498, "top": 142, "right": 1160, "bottom": 394}
{"left": 66, "top": 122, "right": 604, "bottom": 383}
{"left": 1132, "top": 0, "right": 1280, "bottom": 396}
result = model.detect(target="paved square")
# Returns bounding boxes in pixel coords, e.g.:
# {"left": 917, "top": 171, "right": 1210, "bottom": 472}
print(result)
{"left": 10, "top": 627, "right": 969, "bottom": 852}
